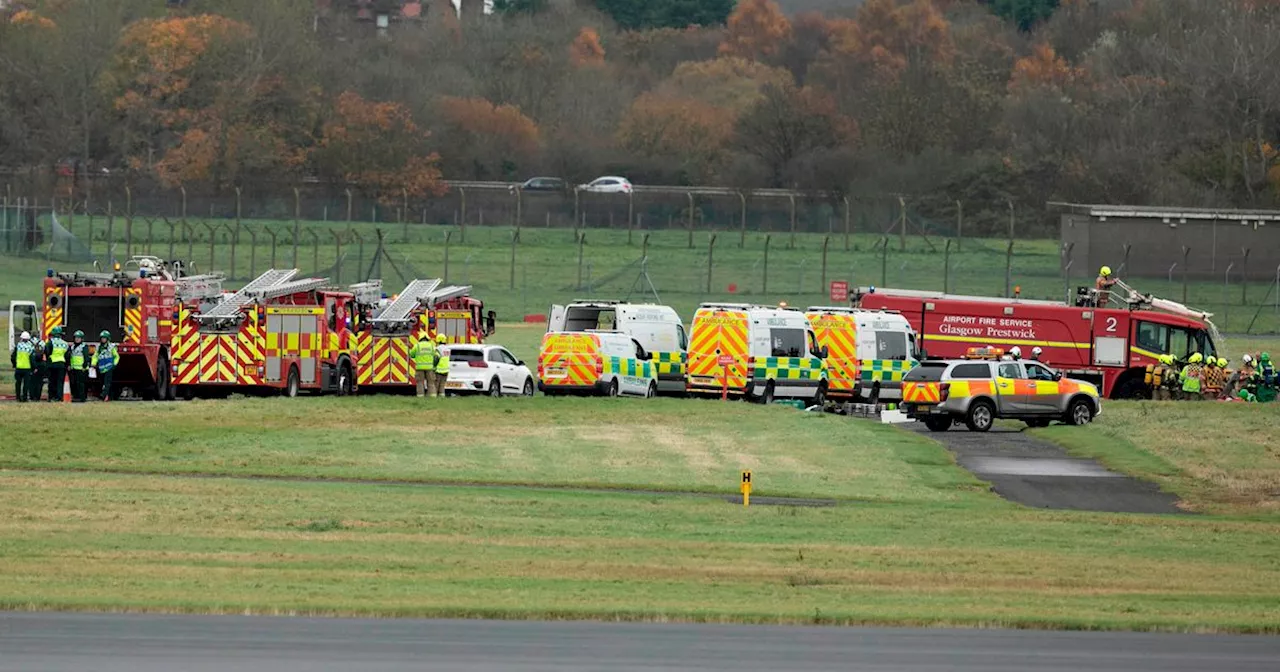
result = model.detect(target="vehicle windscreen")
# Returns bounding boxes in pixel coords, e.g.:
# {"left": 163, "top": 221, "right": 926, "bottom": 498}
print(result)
{"left": 449, "top": 349, "right": 484, "bottom": 363}
{"left": 904, "top": 363, "right": 947, "bottom": 381}
{"left": 769, "top": 329, "right": 807, "bottom": 357}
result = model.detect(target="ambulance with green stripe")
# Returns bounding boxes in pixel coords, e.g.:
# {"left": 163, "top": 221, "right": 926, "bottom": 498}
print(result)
{"left": 537, "top": 330, "right": 658, "bottom": 398}
{"left": 686, "top": 303, "right": 828, "bottom": 404}
{"left": 547, "top": 301, "right": 686, "bottom": 394}
{"left": 806, "top": 307, "right": 918, "bottom": 403}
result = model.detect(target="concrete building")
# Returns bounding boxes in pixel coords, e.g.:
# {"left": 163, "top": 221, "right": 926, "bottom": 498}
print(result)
{"left": 1056, "top": 203, "right": 1280, "bottom": 282}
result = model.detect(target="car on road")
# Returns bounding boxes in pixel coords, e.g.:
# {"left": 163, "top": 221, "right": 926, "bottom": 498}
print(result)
{"left": 900, "top": 358, "right": 1101, "bottom": 432}
{"left": 443, "top": 344, "right": 535, "bottom": 397}
{"left": 510, "top": 177, "right": 568, "bottom": 193}
{"left": 577, "top": 176, "right": 633, "bottom": 194}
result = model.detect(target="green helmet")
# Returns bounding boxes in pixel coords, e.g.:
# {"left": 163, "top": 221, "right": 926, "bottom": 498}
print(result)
{"left": 99, "top": 330, "right": 111, "bottom": 340}
{"left": 73, "top": 330, "right": 85, "bottom": 339}
{"left": 1262, "top": 352, "right": 1272, "bottom": 363}
{"left": 51, "top": 326, "right": 63, "bottom": 337}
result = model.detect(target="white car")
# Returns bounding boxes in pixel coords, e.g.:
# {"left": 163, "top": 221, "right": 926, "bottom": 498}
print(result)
{"left": 578, "top": 176, "right": 633, "bottom": 194}
{"left": 442, "top": 344, "right": 536, "bottom": 397}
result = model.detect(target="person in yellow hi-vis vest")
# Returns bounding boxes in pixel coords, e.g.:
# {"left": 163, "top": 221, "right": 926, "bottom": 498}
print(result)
{"left": 67, "top": 330, "right": 90, "bottom": 403}
{"left": 44, "top": 326, "right": 70, "bottom": 403}
{"left": 432, "top": 334, "right": 451, "bottom": 398}
{"left": 408, "top": 332, "right": 437, "bottom": 398}
{"left": 10, "top": 331, "right": 35, "bottom": 402}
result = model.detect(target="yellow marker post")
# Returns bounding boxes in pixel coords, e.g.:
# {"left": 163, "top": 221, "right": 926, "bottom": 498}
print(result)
{"left": 740, "top": 470, "right": 752, "bottom": 507}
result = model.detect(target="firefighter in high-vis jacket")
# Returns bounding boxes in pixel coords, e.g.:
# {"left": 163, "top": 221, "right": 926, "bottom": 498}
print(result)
{"left": 1202, "top": 356, "right": 1224, "bottom": 401}
{"left": 1179, "top": 352, "right": 1204, "bottom": 400}
{"left": 1146, "top": 354, "right": 1176, "bottom": 401}
{"left": 68, "top": 330, "right": 90, "bottom": 402}
{"left": 432, "top": 334, "right": 451, "bottom": 397}
{"left": 409, "top": 332, "right": 437, "bottom": 398}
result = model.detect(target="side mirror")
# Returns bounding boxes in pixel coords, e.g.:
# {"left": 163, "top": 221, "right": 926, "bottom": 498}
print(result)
{"left": 819, "top": 345, "right": 829, "bottom": 359}
{"left": 1054, "top": 371, "right": 1063, "bottom": 381}
{"left": 516, "top": 360, "right": 525, "bottom": 367}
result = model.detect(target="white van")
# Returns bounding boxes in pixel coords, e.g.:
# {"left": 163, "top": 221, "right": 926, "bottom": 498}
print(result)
{"left": 547, "top": 300, "right": 686, "bottom": 393}
{"left": 687, "top": 303, "right": 828, "bottom": 404}
{"left": 806, "top": 306, "right": 917, "bottom": 403}
{"left": 537, "top": 330, "right": 658, "bottom": 398}
{"left": 8, "top": 300, "right": 39, "bottom": 353}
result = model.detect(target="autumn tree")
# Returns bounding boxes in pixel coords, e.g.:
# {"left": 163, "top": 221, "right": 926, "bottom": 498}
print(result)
{"left": 312, "top": 91, "right": 445, "bottom": 202}
{"left": 718, "top": 0, "right": 792, "bottom": 63}
{"left": 569, "top": 27, "right": 605, "bottom": 68}
{"left": 435, "top": 96, "right": 541, "bottom": 180}
{"left": 656, "top": 57, "right": 794, "bottom": 115}
{"left": 733, "top": 82, "right": 858, "bottom": 186}
{"left": 617, "top": 93, "right": 734, "bottom": 183}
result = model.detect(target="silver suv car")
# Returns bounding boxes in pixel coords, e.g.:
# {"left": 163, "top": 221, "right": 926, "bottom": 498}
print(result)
{"left": 901, "top": 359, "right": 1102, "bottom": 432}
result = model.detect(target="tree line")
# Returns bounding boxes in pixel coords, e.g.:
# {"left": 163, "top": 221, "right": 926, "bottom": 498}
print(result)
{"left": 1, "top": 0, "right": 1279, "bottom": 234}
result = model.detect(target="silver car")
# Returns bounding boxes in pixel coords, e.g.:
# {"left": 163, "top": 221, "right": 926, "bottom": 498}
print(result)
{"left": 901, "top": 359, "right": 1102, "bottom": 432}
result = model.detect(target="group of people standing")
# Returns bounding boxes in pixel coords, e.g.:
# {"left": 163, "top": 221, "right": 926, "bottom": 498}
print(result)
{"left": 10, "top": 327, "right": 118, "bottom": 402}
{"left": 1146, "top": 352, "right": 1276, "bottom": 402}
{"left": 408, "top": 333, "right": 452, "bottom": 398}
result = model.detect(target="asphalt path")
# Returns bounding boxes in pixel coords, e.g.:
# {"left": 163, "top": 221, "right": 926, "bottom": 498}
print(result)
{"left": 907, "top": 425, "right": 1182, "bottom": 514}
{"left": 1, "top": 613, "right": 1275, "bottom": 672}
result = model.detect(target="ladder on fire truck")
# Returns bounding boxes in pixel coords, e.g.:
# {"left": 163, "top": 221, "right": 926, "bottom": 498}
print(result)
{"left": 347, "top": 280, "right": 384, "bottom": 306}
{"left": 1111, "top": 279, "right": 1223, "bottom": 347}
{"left": 196, "top": 269, "right": 299, "bottom": 321}
{"left": 371, "top": 278, "right": 442, "bottom": 323}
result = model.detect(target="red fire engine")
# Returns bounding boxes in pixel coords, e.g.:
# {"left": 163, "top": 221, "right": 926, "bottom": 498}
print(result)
{"left": 349, "top": 278, "right": 490, "bottom": 392}
{"left": 854, "top": 282, "right": 1220, "bottom": 399}
{"left": 171, "top": 269, "right": 359, "bottom": 398}
{"left": 35, "top": 256, "right": 224, "bottom": 400}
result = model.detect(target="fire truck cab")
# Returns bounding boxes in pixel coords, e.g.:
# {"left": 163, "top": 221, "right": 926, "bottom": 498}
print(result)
{"left": 34, "top": 256, "right": 223, "bottom": 400}
{"left": 855, "top": 285, "right": 1219, "bottom": 400}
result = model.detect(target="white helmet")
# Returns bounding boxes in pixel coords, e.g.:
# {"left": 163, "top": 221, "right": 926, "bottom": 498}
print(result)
{"left": 19, "top": 331, "right": 30, "bottom": 340}
{"left": 1010, "top": 346, "right": 1022, "bottom": 358}
{"left": 1000, "top": 354, "right": 1013, "bottom": 361}
{"left": 1032, "top": 347, "right": 1043, "bottom": 356}
{"left": 1243, "top": 354, "right": 1254, "bottom": 364}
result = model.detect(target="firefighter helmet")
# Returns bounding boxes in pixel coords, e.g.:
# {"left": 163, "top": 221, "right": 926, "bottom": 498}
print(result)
{"left": 435, "top": 334, "right": 448, "bottom": 344}
{"left": 1189, "top": 353, "right": 1203, "bottom": 364}
{"left": 1243, "top": 354, "right": 1254, "bottom": 365}
{"left": 1031, "top": 346, "right": 1043, "bottom": 358}
{"left": 1099, "top": 266, "right": 1112, "bottom": 277}
{"left": 1218, "top": 357, "right": 1228, "bottom": 367}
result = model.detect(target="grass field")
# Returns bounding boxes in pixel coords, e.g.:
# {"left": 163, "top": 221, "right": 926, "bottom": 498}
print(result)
{"left": 5, "top": 220, "right": 1280, "bottom": 334}
{"left": 1, "top": 396, "right": 1279, "bottom": 631}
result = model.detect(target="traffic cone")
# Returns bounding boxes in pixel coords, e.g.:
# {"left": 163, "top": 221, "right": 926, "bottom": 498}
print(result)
{"left": 62, "top": 378, "right": 72, "bottom": 402}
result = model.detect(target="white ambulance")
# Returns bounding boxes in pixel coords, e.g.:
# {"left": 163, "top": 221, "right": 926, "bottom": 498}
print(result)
{"left": 546, "top": 300, "right": 686, "bottom": 394}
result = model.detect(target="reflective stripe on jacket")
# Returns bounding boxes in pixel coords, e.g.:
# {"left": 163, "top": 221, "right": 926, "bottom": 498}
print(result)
{"left": 48, "top": 338, "right": 69, "bottom": 364}
{"left": 409, "top": 338, "right": 436, "bottom": 371}
{"left": 94, "top": 343, "right": 118, "bottom": 372}
{"left": 434, "top": 349, "right": 451, "bottom": 374}
{"left": 69, "top": 343, "right": 89, "bottom": 370}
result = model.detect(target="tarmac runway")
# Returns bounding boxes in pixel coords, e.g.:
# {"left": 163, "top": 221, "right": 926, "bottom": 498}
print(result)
{"left": 908, "top": 425, "right": 1183, "bottom": 513}
{"left": 1, "top": 613, "right": 1275, "bottom": 672}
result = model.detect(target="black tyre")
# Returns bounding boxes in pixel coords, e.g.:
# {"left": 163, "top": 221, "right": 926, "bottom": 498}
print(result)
{"left": 1112, "top": 378, "right": 1147, "bottom": 401}
{"left": 812, "top": 382, "right": 827, "bottom": 407}
{"left": 1067, "top": 398, "right": 1094, "bottom": 426}
{"left": 160, "top": 353, "right": 175, "bottom": 401}
{"left": 923, "top": 416, "right": 952, "bottom": 432}
{"left": 965, "top": 400, "right": 995, "bottom": 432}
{"left": 488, "top": 378, "right": 502, "bottom": 397}
{"left": 646, "top": 382, "right": 658, "bottom": 398}
{"left": 284, "top": 367, "right": 300, "bottom": 398}
{"left": 1026, "top": 419, "right": 1051, "bottom": 428}
{"left": 522, "top": 378, "right": 535, "bottom": 397}
{"left": 607, "top": 379, "right": 619, "bottom": 397}
{"left": 762, "top": 381, "right": 776, "bottom": 404}
{"left": 337, "top": 363, "right": 353, "bottom": 397}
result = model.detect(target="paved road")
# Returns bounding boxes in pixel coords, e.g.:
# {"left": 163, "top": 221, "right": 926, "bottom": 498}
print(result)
{"left": 908, "top": 425, "right": 1182, "bottom": 514}
{"left": 1, "top": 613, "right": 1275, "bottom": 672}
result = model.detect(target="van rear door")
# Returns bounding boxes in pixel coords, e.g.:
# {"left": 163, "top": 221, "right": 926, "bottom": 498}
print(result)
{"left": 687, "top": 309, "right": 749, "bottom": 393}
{"left": 546, "top": 305, "right": 566, "bottom": 332}
{"left": 8, "top": 301, "right": 38, "bottom": 353}
{"left": 808, "top": 310, "right": 857, "bottom": 397}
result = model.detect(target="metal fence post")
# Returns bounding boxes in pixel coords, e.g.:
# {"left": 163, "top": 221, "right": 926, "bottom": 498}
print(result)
{"left": 1182, "top": 246, "right": 1190, "bottom": 303}
{"left": 125, "top": 186, "right": 134, "bottom": 258}
{"left": 345, "top": 188, "right": 354, "bottom": 238}
{"left": 843, "top": 196, "right": 851, "bottom": 252}
{"left": 789, "top": 194, "right": 797, "bottom": 250}
{"left": 687, "top": 192, "right": 695, "bottom": 250}
{"left": 510, "top": 229, "right": 519, "bottom": 290}
{"left": 820, "top": 236, "right": 829, "bottom": 292}
{"left": 292, "top": 188, "right": 301, "bottom": 268}
{"left": 333, "top": 231, "right": 344, "bottom": 284}
{"left": 1223, "top": 262, "right": 1235, "bottom": 328}
{"left": 1242, "top": 247, "right": 1251, "bottom": 305}
{"left": 245, "top": 224, "right": 258, "bottom": 279}
{"left": 460, "top": 187, "right": 468, "bottom": 244}
{"left": 627, "top": 189, "right": 634, "bottom": 246}
{"left": 739, "top": 192, "right": 748, "bottom": 249}
{"left": 944, "top": 239, "right": 951, "bottom": 294}
{"left": 577, "top": 232, "right": 587, "bottom": 290}
{"left": 402, "top": 188, "right": 409, "bottom": 242}
{"left": 443, "top": 230, "right": 451, "bottom": 284}
{"left": 955, "top": 200, "right": 963, "bottom": 252}
{"left": 106, "top": 201, "right": 115, "bottom": 262}
{"left": 898, "top": 196, "right": 907, "bottom": 252}
{"left": 268, "top": 227, "right": 278, "bottom": 269}
{"left": 1005, "top": 240, "right": 1014, "bottom": 298}
{"left": 880, "top": 236, "right": 889, "bottom": 286}
{"left": 763, "top": 235, "right": 771, "bottom": 294}
{"left": 706, "top": 234, "right": 717, "bottom": 294}
{"left": 310, "top": 228, "right": 320, "bottom": 274}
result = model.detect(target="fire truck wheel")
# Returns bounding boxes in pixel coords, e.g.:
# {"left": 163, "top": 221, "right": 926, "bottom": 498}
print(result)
{"left": 1067, "top": 398, "right": 1094, "bottom": 426}
{"left": 157, "top": 353, "right": 172, "bottom": 401}
{"left": 337, "top": 363, "right": 353, "bottom": 397}
{"left": 179, "top": 385, "right": 194, "bottom": 401}
{"left": 284, "top": 367, "right": 300, "bottom": 398}
{"left": 522, "top": 378, "right": 535, "bottom": 397}
{"left": 488, "top": 378, "right": 502, "bottom": 397}
{"left": 1112, "top": 377, "right": 1147, "bottom": 400}
{"left": 965, "top": 400, "right": 995, "bottom": 432}
{"left": 923, "top": 417, "right": 952, "bottom": 432}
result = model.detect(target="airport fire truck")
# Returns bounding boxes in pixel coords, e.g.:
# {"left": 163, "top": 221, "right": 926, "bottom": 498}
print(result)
{"left": 9, "top": 256, "right": 224, "bottom": 400}
{"left": 854, "top": 282, "right": 1220, "bottom": 399}
{"left": 348, "top": 278, "right": 489, "bottom": 392}
{"left": 172, "top": 269, "right": 359, "bottom": 398}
